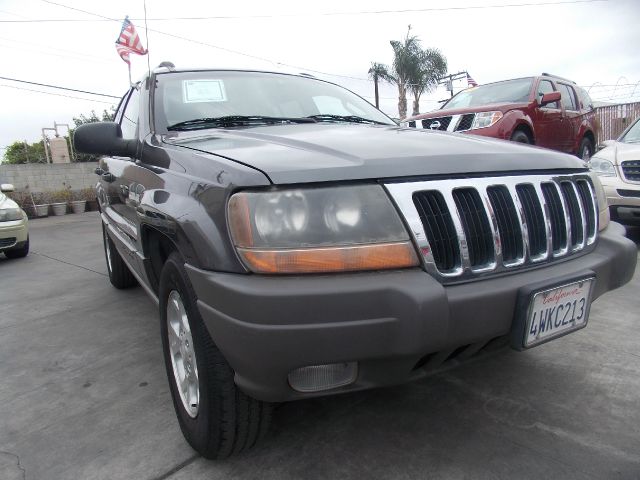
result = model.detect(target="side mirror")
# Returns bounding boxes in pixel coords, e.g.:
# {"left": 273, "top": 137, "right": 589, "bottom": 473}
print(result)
{"left": 0, "top": 183, "right": 15, "bottom": 193}
{"left": 73, "top": 122, "right": 137, "bottom": 158}
{"left": 539, "top": 91, "right": 561, "bottom": 107}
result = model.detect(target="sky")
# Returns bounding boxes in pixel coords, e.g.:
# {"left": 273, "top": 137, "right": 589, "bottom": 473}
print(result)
{"left": 0, "top": 0, "right": 639, "bottom": 159}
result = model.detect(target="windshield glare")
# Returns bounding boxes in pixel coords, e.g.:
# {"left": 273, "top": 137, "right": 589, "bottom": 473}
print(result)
{"left": 155, "top": 71, "right": 394, "bottom": 130}
{"left": 621, "top": 119, "right": 640, "bottom": 143}
{"left": 442, "top": 78, "right": 533, "bottom": 110}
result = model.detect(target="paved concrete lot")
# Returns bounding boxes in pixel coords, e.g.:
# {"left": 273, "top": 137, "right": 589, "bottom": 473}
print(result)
{"left": 1, "top": 212, "right": 639, "bottom": 480}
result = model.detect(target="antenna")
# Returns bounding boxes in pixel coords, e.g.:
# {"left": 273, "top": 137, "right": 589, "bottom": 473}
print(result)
{"left": 143, "top": 0, "right": 151, "bottom": 77}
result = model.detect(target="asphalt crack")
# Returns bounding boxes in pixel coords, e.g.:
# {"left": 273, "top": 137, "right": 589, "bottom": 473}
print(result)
{"left": 150, "top": 454, "right": 200, "bottom": 480}
{"left": 31, "top": 251, "right": 108, "bottom": 277}
{"left": 0, "top": 449, "right": 26, "bottom": 480}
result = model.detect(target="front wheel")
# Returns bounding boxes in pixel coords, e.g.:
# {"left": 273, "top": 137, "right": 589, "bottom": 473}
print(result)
{"left": 579, "top": 137, "right": 594, "bottom": 161}
{"left": 102, "top": 223, "right": 137, "bottom": 289}
{"left": 510, "top": 130, "right": 531, "bottom": 144}
{"left": 159, "top": 252, "right": 272, "bottom": 459}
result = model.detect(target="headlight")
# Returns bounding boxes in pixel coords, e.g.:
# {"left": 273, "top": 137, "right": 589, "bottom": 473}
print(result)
{"left": 228, "top": 185, "right": 419, "bottom": 274}
{"left": 0, "top": 208, "right": 22, "bottom": 222}
{"left": 589, "top": 157, "right": 617, "bottom": 177}
{"left": 470, "top": 111, "right": 503, "bottom": 130}
{"left": 588, "top": 172, "right": 610, "bottom": 231}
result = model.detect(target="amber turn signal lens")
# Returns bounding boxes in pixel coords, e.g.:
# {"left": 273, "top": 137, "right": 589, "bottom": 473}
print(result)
{"left": 236, "top": 242, "right": 419, "bottom": 274}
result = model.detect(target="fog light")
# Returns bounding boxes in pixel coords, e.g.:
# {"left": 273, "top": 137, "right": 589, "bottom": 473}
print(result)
{"left": 288, "top": 362, "right": 358, "bottom": 393}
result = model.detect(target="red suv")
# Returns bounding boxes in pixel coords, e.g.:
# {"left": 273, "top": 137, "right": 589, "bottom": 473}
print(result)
{"left": 404, "top": 73, "right": 597, "bottom": 160}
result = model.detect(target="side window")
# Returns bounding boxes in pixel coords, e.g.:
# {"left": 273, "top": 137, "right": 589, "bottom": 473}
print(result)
{"left": 559, "top": 84, "right": 577, "bottom": 111}
{"left": 120, "top": 86, "right": 141, "bottom": 140}
{"left": 537, "top": 80, "right": 559, "bottom": 109}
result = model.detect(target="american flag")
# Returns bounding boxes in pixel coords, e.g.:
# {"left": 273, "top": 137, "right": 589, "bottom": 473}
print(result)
{"left": 115, "top": 16, "right": 147, "bottom": 65}
{"left": 467, "top": 73, "right": 478, "bottom": 87}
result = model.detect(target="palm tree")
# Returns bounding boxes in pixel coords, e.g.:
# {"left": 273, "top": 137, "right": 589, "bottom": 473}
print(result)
{"left": 387, "top": 26, "right": 423, "bottom": 119}
{"left": 408, "top": 48, "right": 448, "bottom": 116}
{"left": 368, "top": 62, "right": 389, "bottom": 108}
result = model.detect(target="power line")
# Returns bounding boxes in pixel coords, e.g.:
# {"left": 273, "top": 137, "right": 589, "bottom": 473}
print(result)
{"left": 0, "top": 84, "right": 116, "bottom": 104}
{"left": 0, "top": 35, "right": 117, "bottom": 63}
{"left": 39, "top": 0, "right": 375, "bottom": 83}
{"left": 0, "top": 76, "right": 121, "bottom": 98}
{"left": 2, "top": 0, "right": 608, "bottom": 22}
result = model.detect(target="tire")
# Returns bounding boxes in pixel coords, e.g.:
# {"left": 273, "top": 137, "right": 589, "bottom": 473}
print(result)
{"left": 159, "top": 252, "right": 272, "bottom": 459}
{"left": 510, "top": 129, "right": 531, "bottom": 144}
{"left": 102, "top": 223, "right": 137, "bottom": 289}
{"left": 578, "top": 137, "right": 594, "bottom": 161}
{"left": 4, "top": 236, "right": 29, "bottom": 259}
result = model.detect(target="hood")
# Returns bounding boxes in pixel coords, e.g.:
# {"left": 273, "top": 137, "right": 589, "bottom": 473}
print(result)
{"left": 164, "top": 123, "right": 586, "bottom": 185}
{"left": 596, "top": 141, "right": 640, "bottom": 165}
{"left": 407, "top": 102, "right": 530, "bottom": 122}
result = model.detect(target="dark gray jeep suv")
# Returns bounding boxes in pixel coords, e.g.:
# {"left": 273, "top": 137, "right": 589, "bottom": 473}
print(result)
{"left": 74, "top": 66, "right": 636, "bottom": 459}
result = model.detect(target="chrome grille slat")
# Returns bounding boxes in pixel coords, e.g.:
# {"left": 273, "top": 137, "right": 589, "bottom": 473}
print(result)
{"left": 441, "top": 190, "right": 472, "bottom": 271}
{"left": 480, "top": 186, "right": 503, "bottom": 268}
{"left": 384, "top": 174, "right": 598, "bottom": 282}
{"left": 486, "top": 185, "right": 521, "bottom": 265}
{"left": 541, "top": 182, "right": 569, "bottom": 257}
{"left": 576, "top": 179, "right": 598, "bottom": 245}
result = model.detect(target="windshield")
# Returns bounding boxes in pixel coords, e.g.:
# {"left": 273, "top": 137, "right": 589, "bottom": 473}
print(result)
{"left": 154, "top": 71, "right": 394, "bottom": 131}
{"left": 442, "top": 78, "right": 533, "bottom": 110}
{"left": 621, "top": 118, "right": 640, "bottom": 143}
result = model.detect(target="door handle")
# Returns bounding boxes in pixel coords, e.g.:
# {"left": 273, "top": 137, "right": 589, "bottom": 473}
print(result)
{"left": 102, "top": 172, "right": 116, "bottom": 183}
{"left": 94, "top": 167, "right": 104, "bottom": 175}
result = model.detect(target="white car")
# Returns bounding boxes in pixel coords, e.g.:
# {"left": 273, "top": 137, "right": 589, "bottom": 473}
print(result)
{"left": 590, "top": 118, "right": 640, "bottom": 225}
{"left": 0, "top": 183, "right": 29, "bottom": 258}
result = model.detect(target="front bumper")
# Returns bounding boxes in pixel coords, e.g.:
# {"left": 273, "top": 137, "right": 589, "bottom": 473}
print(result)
{"left": 186, "top": 222, "right": 636, "bottom": 402}
{"left": 0, "top": 216, "right": 28, "bottom": 250}
{"left": 602, "top": 180, "right": 640, "bottom": 225}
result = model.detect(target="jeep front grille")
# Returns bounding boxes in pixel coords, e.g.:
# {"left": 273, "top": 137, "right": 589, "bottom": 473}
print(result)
{"left": 621, "top": 160, "right": 640, "bottom": 182}
{"left": 385, "top": 174, "right": 598, "bottom": 281}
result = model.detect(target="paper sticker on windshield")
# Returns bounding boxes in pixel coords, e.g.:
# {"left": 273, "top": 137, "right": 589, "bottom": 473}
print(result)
{"left": 182, "top": 80, "right": 226, "bottom": 103}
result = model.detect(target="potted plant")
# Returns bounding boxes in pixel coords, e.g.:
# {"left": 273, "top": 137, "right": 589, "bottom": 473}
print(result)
{"left": 79, "top": 187, "right": 98, "bottom": 212}
{"left": 50, "top": 187, "right": 71, "bottom": 216}
{"left": 70, "top": 189, "right": 87, "bottom": 214}
{"left": 17, "top": 185, "right": 49, "bottom": 218}
{"left": 32, "top": 191, "right": 51, "bottom": 217}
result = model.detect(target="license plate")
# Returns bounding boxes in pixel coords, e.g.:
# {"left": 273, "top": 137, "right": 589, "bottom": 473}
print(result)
{"left": 524, "top": 277, "right": 595, "bottom": 348}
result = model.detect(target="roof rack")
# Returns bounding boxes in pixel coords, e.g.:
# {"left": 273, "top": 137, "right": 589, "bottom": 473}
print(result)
{"left": 541, "top": 72, "right": 575, "bottom": 84}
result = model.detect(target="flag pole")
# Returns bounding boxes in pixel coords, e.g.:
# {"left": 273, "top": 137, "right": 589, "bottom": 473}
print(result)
{"left": 128, "top": 62, "right": 132, "bottom": 87}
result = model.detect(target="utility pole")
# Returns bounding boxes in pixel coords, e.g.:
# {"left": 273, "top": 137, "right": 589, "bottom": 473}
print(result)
{"left": 437, "top": 70, "right": 470, "bottom": 102}
{"left": 23, "top": 140, "right": 30, "bottom": 163}
{"left": 42, "top": 128, "right": 56, "bottom": 163}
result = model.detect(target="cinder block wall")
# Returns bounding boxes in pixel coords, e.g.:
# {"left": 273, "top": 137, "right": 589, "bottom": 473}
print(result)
{"left": 0, "top": 162, "right": 98, "bottom": 192}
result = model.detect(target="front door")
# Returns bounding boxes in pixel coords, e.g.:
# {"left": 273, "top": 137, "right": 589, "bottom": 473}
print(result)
{"left": 532, "top": 79, "right": 563, "bottom": 151}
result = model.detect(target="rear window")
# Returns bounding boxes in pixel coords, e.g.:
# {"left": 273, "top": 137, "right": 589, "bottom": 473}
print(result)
{"left": 558, "top": 84, "right": 578, "bottom": 111}
{"left": 576, "top": 86, "right": 594, "bottom": 110}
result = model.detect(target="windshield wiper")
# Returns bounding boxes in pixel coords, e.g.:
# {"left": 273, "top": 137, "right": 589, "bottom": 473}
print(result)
{"left": 167, "top": 115, "right": 317, "bottom": 131}
{"left": 306, "top": 114, "right": 388, "bottom": 125}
